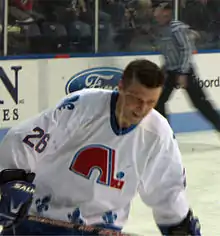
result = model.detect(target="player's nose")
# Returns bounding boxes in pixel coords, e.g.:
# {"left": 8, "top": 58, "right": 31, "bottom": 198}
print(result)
{"left": 137, "top": 102, "right": 148, "bottom": 114}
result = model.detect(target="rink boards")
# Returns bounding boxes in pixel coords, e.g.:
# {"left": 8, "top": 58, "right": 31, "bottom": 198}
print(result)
{"left": 0, "top": 53, "right": 220, "bottom": 137}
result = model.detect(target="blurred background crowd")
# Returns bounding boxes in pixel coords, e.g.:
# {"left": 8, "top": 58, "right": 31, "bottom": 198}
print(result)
{"left": 0, "top": 0, "right": 220, "bottom": 55}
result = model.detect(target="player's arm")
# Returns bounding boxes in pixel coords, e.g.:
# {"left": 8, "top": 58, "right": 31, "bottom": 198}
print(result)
{"left": 0, "top": 93, "right": 82, "bottom": 231}
{"left": 172, "top": 25, "right": 192, "bottom": 75}
{"left": 138, "top": 128, "right": 201, "bottom": 235}
{"left": 0, "top": 92, "right": 82, "bottom": 171}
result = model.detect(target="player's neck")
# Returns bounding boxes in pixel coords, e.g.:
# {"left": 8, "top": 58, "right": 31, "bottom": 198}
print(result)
{"left": 115, "top": 97, "right": 131, "bottom": 129}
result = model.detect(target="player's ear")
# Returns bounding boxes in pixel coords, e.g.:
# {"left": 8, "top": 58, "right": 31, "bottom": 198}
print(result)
{"left": 118, "top": 80, "right": 123, "bottom": 91}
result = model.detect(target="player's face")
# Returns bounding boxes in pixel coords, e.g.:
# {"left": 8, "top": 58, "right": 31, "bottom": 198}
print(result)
{"left": 118, "top": 80, "right": 162, "bottom": 125}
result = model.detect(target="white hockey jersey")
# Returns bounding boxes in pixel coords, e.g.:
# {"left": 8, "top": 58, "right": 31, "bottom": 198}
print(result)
{"left": 0, "top": 88, "right": 189, "bottom": 229}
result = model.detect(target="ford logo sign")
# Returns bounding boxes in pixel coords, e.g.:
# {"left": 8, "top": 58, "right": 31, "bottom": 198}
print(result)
{"left": 65, "top": 67, "right": 123, "bottom": 94}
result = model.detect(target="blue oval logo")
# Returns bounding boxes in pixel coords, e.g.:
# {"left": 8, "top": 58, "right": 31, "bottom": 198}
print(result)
{"left": 65, "top": 67, "right": 123, "bottom": 94}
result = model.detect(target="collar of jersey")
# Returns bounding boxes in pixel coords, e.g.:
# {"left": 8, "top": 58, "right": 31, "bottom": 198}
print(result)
{"left": 110, "top": 90, "right": 137, "bottom": 136}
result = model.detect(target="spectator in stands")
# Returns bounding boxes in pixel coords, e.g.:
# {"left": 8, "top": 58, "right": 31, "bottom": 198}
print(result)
{"left": 13, "top": 0, "right": 33, "bottom": 11}
{"left": 9, "top": 0, "right": 35, "bottom": 23}
{"left": 180, "top": 0, "right": 220, "bottom": 49}
{"left": 100, "top": 0, "right": 125, "bottom": 28}
{"left": 126, "top": 0, "right": 152, "bottom": 28}
{"left": 122, "top": 0, "right": 157, "bottom": 51}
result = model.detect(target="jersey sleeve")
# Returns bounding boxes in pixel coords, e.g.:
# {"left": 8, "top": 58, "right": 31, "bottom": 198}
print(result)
{"left": 138, "top": 128, "right": 189, "bottom": 226}
{"left": 0, "top": 92, "right": 83, "bottom": 172}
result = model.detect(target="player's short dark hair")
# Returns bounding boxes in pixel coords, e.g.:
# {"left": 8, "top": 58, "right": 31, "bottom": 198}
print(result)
{"left": 122, "top": 59, "right": 165, "bottom": 88}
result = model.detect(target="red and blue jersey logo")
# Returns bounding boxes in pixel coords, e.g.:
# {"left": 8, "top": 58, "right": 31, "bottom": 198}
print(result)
{"left": 69, "top": 145, "right": 125, "bottom": 190}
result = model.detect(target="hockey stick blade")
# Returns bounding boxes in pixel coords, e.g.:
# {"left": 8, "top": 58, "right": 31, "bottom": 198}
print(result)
{"left": 27, "top": 215, "right": 142, "bottom": 236}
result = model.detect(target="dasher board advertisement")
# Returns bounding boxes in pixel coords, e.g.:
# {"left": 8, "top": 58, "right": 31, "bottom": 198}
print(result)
{"left": 0, "top": 60, "right": 39, "bottom": 128}
{"left": 47, "top": 54, "right": 220, "bottom": 114}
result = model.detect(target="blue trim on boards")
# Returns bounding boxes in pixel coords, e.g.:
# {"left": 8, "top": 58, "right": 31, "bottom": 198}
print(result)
{"left": 1, "top": 49, "right": 220, "bottom": 61}
{"left": 169, "top": 111, "right": 214, "bottom": 133}
{"left": 0, "top": 111, "right": 214, "bottom": 142}
{"left": 0, "top": 128, "right": 10, "bottom": 141}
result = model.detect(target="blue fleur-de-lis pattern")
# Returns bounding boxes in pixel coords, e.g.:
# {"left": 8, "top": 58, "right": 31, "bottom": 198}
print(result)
{"left": 35, "top": 195, "right": 51, "bottom": 214}
{"left": 57, "top": 95, "right": 79, "bottom": 110}
{"left": 102, "top": 211, "right": 117, "bottom": 225}
{"left": 67, "top": 208, "right": 118, "bottom": 227}
{"left": 67, "top": 208, "right": 85, "bottom": 225}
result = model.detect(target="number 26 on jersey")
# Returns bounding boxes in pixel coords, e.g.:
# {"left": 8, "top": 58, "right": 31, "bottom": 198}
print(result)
{"left": 23, "top": 126, "right": 50, "bottom": 153}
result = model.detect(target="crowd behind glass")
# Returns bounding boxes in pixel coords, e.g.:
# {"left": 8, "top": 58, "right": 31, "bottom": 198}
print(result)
{"left": 0, "top": 0, "right": 219, "bottom": 56}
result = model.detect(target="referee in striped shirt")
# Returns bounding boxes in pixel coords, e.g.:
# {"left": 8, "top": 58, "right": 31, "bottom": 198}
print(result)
{"left": 154, "top": 2, "right": 220, "bottom": 132}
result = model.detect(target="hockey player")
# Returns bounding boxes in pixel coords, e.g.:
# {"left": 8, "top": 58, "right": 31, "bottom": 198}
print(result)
{"left": 0, "top": 59, "right": 201, "bottom": 235}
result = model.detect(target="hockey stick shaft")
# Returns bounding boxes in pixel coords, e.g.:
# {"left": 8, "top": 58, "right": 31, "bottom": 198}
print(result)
{"left": 27, "top": 215, "right": 140, "bottom": 236}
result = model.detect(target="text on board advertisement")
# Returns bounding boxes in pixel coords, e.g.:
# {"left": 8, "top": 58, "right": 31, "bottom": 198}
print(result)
{"left": 0, "top": 66, "right": 23, "bottom": 122}
{"left": 65, "top": 67, "right": 123, "bottom": 94}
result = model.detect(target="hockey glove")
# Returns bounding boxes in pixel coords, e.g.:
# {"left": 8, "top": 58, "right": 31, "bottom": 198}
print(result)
{"left": 0, "top": 169, "right": 36, "bottom": 230}
{"left": 158, "top": 209, "right": 201, "bottom": 236}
